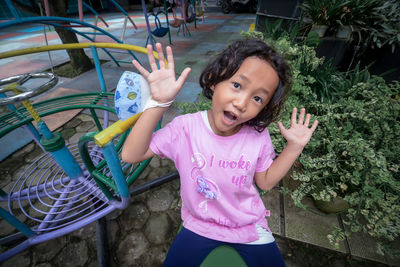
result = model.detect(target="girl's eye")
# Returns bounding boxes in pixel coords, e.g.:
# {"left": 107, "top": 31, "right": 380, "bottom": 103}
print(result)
{"left": 253, "top": 96, "right": 263, "bottom": 103}
{"left": 232, "top": 82, "right": 241, "bottom": 89}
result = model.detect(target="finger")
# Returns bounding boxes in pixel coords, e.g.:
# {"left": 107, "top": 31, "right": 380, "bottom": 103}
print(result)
{"left": 156, "top": 43, "right": 166, "bottom": 69}
{"left": 132, "top": 60, "right": 150, "bottom": 78}
{"left": 291, "top": 107, "right": 297, "bottom": 127}
{"left": 147, "top": 44, "right": 158, "bottom": 71}
{"left": 166, "top": 46, "right": 174, "bottom": 71}
{"left": 310, "top": 120, "right": 318, "bottom": 132}
{"left": 298, "top": 108, "right": 306, "bottom": 125}
{"left": 277, "top": 121, "right": 286, "bottom": 134}
{"left": 304, "top": 113, "right": 311, "bottom": 127}
{"left": 176, "top": 67, "right": 191, "bottom": 89}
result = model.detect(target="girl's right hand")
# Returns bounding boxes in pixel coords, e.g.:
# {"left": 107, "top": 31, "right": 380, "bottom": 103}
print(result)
{"left": 132, "top": 43, "right": 191, "bottom": 104}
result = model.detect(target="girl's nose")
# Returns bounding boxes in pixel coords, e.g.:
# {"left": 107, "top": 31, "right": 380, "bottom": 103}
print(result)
{"left": 232, "top": 96, "right": 247, "bottom": 112}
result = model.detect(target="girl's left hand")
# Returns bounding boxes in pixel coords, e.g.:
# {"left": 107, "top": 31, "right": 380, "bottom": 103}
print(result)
{"left": 132, "top": 43, "right": 191, "bottom": 104}
{"left": 277, "top": 108, "right": 318, "bottom": 149}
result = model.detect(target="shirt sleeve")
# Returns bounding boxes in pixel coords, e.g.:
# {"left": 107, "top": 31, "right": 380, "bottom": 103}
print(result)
{"left": 149, "top": 115, "right": 184, "bottom": 160}
{"left": 255, "top": 129, "right": 276, "bottom": 173}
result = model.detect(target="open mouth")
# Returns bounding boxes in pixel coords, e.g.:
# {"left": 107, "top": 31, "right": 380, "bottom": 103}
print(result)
{"left": 224, "top": 111, "right": 238, "bottom": 122}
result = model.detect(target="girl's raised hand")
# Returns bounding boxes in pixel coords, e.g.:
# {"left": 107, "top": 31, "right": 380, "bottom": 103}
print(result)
{"left": 277, "top": 108, "right": 318, "bottom": 149}
{"left": 132, "top": 43, "right": 191, "bottom": 104}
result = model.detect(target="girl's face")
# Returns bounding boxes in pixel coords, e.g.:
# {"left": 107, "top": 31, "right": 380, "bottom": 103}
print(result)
{"left": 208, "top": 56, "right": 279, "bottom": 136}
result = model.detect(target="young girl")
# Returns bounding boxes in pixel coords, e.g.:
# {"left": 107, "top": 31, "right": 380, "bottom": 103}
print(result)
{"left": 122, "top": 39, "right": 318, "bottom": 267}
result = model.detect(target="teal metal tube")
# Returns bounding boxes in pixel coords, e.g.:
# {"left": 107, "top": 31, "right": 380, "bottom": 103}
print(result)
{"left": 110, "top": 0, "right": 130, "bottom": 17}
{"left": 90, "top": 46, "right": 109, "bottom": 128}
{"left": 0, "top": 207, "right": 35, "bottom": 237}
{"left": 37, "top": 121, "right": 83, "bottom": 179}
{"left": 5, "top": 0, "right": 19, "bottom": 19}
{"left": 101, "top": 143, "right": 129, "bottom": 198}
{"left": 90, "top": 46, "right": 107, "bottom": 93}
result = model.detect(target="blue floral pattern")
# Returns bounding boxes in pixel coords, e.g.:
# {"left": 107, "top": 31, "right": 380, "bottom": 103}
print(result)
{"left": 197, "top": 177, "right": 217, "bottom": 200}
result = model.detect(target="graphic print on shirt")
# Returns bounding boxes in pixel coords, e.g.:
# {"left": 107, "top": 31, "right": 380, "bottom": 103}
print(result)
{"left": 191, "top": 153, "right": 220, "bottom": 213}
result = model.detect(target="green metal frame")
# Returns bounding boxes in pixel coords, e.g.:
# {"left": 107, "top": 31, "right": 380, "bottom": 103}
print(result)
{"left": 0, "top": 92, "right": 115, "bottom": 138}
{"left": 78, "top": 120, "right": 161, "bottom": 197}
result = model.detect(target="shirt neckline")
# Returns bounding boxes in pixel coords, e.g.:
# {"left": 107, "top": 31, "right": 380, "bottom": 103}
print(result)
{"left": 198, "top": 110, "right": 246, "bottom": 140}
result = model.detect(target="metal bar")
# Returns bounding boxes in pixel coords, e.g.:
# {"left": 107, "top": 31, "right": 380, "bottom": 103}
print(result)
{"left": 93, "top": 15, "right": 98, "bottom": 41}
{"left": 78, "top": 0, "right": 84, "bottom": 21}
{"left": 90, "top": 108, "right": 103, "bottom": 131}
{"left": 0, "top": 92, "right": 42, "bottom": 142}
{"left": 121, "top": 17, "right": 128, "bottom": 42}
{"left": 0, "top": 205, "right": 115, "bottom": 262}
{"left": 193, "top": 0, "right": 197, "bottom": 28}
{"left": 0, "top": 232, "right": 26, "bottom": 246}
{"left": 44, "top": 0, "right": 50, "bottom": 16}
{"left": 101, "top": 143, "right": 129, "bottom": 198}
{"left": 92, "top": 171, "right": 118, "bottom": 192}
{"left": 77, "top": 31, "right": 106, "bottom": 35}
{"left": 109, "top": 0, "right": 137, "bottom": 29}
{"left": 0, "top": 104, "right": 114, "bottom": 139}
{"left": 5, "top": 0, "right": 19, "bottom": 19}
{"left": 90, "top": 46, "right": 107, "bottom": 93}
{"left": 0, "top": 42, "right": 149, "bottom": 60}
{"left": 130, "top": 171, "right": 179, "bottom": 195}
{"left": 83, "top": 2, "right": 109, "bottom": 27}
{"left": 96, "top": 218, "right": 110, "bottom": 266}
{"left": 0, "top": 207, "right": 35, "bottom": 237}
{"left": 141, "top": 0, "right": 154, "bottom": 47}
{"left": 255, "top": 12, "right": 299, "bottom": 21}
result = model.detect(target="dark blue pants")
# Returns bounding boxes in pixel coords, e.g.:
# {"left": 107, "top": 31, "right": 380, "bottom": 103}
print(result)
{"left": 163, "top": 227, "right": 286, "bottom": 267}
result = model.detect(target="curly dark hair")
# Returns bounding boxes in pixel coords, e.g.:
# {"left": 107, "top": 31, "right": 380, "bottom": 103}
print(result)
{"left": 199, "top": 39, "right": 292, "bottom": 132}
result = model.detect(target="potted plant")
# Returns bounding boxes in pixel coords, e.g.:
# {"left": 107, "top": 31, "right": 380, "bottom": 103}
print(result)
{"left": 300, "top": 0, "right": 351, "bottom": 37}
{"left": 299, "top": 0, "right": 357, "bottom": 66}
{"left": 281, "top": 77, "right": 399, "bottom": 252}
{"left": 341, "top": 0, "right": 400, "bottom": 51}
{"left": 300, "top": 0, "right": 329, "bottom": 37}
{"left": 243, "top": 31, "right": 400, "bottom": 257}
{"left": 266, "top": 36, "right": 400, "bottom": 253}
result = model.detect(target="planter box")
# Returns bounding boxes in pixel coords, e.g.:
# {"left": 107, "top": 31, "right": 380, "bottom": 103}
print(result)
{"left": 315, "top": 37, "right": 350, "bottom": 68}
{"left": 359, "top": 43, "right": 400, "bottom": 82}
{"left": 256, "top": 0, "right": 303, "bottom": 32}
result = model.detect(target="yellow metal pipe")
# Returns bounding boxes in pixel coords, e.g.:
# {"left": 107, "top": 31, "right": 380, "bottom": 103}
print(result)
{"left": 6, "top": 83, "right": 42, "bottom": 122}
{"left": 22, "top": 100, "right": 42, "bottom": 123}
{"left": 0, "top": 43, "right": 161, "bottom": 61}
{"left": 94, "top": 113, "right": 141, "bottom": 147}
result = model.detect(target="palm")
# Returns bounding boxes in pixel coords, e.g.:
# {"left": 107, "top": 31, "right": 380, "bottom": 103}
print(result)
{"left": 147, "top": 68, "right": 180, "bottom": 103}
{"left": 278, "top": 108, "right": 318, "bottom": 148}
{"left": 132, "top": 43, "right": 191, "bottom": 104}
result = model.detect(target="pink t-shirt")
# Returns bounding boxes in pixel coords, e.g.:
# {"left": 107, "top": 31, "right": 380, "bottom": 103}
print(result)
{"left": 149, "top": 111, "right": 275, "bottom": 243}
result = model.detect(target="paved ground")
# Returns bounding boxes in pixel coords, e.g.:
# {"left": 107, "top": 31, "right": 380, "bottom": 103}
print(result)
{"left": 0, "top": 6, "right": 399, "bottom": 267}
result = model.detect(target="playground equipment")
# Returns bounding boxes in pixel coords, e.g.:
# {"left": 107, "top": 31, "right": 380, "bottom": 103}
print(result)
{"left": 146, "top": 11, "right": 172, "bottom": 46}
{"left": 86, "top": 0, "right": 138, "bottom": 42}
{"left": 1, "top": 0, "right": 143, "bottom": 67}
{"left": 141, "top": 0, "right": 174, "bottom": 46}
{"left": 41, "top": 0, "right": 137, "bottom": 42}
{"left": 0, "top": 42, "right": 172, "bottom": 263}
{"left": 0, "top": 3, "right": 247, "bottom": 264}
{"left": 196, "top": 0, "right": 205, "bottom": 22}
{"left": 185, "top": 0, "right": 196, "bottom": 23}
{"left": 0, "top": 16, "right": 141, "bottom": 68}
{"left": 168, "top": 0, "right": 193, "bottom": 36}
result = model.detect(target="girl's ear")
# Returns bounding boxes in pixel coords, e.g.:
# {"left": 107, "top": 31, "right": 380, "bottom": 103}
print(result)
{"left": 210, "top": 85, "right": 215, "bottom": 91}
